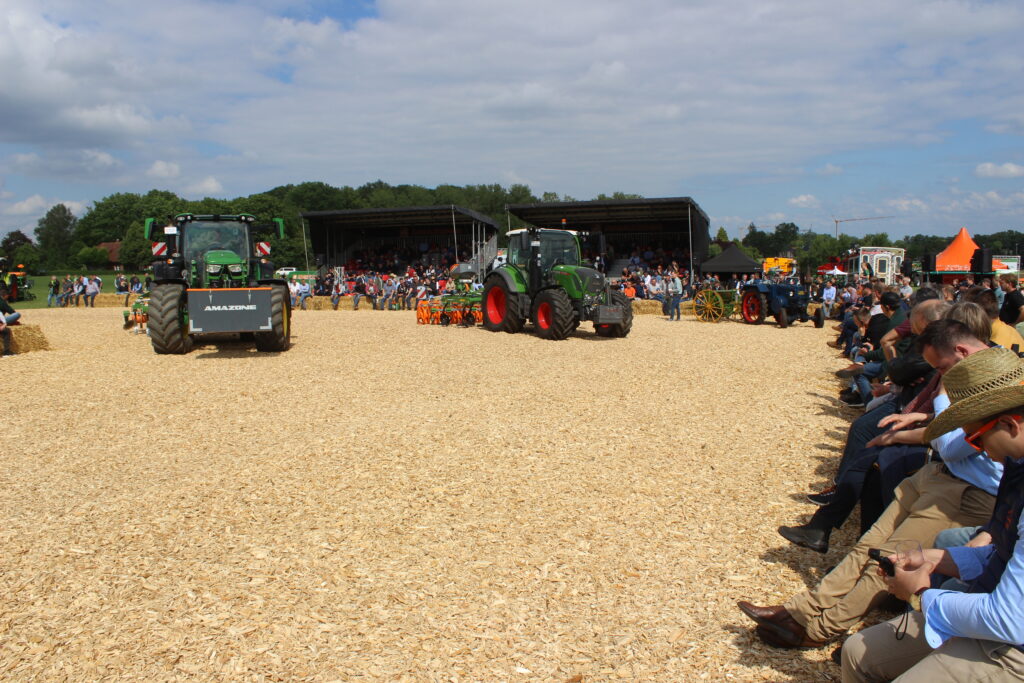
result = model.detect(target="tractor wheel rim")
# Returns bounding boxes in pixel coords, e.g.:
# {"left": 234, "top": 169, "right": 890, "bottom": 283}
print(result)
{"left": 537, "top": 301, "right": 551, "bottom": 329}
{"left": 486, "top": 287, "right": 505, "bottom": 323}
{"left": 743, "top": 294, "right": 759, "bottom": 320}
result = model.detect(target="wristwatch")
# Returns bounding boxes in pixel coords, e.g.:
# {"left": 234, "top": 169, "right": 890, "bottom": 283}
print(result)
{"left": 908, "top": 589, "right": 925, "bottom": 611}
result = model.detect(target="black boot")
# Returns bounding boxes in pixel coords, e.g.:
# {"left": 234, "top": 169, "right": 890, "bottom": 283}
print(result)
{"left": 778, "top": 523, "right": 831, "bottom": 553}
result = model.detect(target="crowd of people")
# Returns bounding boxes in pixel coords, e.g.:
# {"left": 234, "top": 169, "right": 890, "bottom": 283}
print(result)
{"left": 287, "top": 265, "right": 470, "bottom": 311}
{"left": 735, "top": 273, "right": 1024, "bottom": 681}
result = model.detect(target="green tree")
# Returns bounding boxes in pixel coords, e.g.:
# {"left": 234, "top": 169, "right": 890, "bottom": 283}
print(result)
{"left": 74, "top": 192, "right": 141, "bottom": 245}
{"left": 715, "top": 226, "right": 729, "bottom": 242}
{"left": 12, "top": 242, "right": 41, "bottom": 273}
{"left": 742, "top": 223, "right": 773, "bottom": 256}
{"left": 77, "top": 246, "right": 111, "bottom": 269}
{"left": 1, "top": 230, "right": 33, "bottom": 258}
{"left": 34, "top": 203, "right": 78, "bottom": 269}
{"left": 862, "top": 232, "right": 892, "bottom": 247}
{"left": 770, "top": 222, "right": 801, "bottom": 255}
{"left": 119, "top": 223, "right": 146, "bottom": 271}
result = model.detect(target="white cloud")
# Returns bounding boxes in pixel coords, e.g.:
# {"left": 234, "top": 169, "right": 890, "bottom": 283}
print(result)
{"left": 184, "top": 176, "right": 223, "bottom": 196}
{"left": 886, "top": 197, "right": 928, "bottom": 212}
{"left": 4, "top": 194, "right": 49, "bottom": 215}
{"left": 788, "top": 194, "right": 820, "bottom": 209}
{"left": 147, "top": 160, "right": 180, "bottom": 179}
{"left": 766, "top": 212, "right": 786, "bottom": 222}
{"left": 975, "top": 162, "right": 1024, "bottom": 178}
{"left": 817, "top": 163, "right": 843, "bottom": 176}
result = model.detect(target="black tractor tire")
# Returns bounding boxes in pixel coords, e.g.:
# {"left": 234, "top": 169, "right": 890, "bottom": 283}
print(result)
{"left": 813, "top": 307, "right": 825, "bottom": 328}
{"left": 777, "top": 307, "right": 790, "bottom": 328}
{"left": 741, "top": 291, "right": 767, "bottom": 324}
{"left": 149, "top": 283, "right": 192, "bottom": 354}
{"left": 532, "top": 288, "right": 575, "bottom": 340}
{"left": 255, "top": 284, "right": 291, "bottom": 352}
{"left": 595, "top": 291, "right": 634, "bottom": 337}
{"left": 482, "top": 276, "right": 524, "bottom": 333}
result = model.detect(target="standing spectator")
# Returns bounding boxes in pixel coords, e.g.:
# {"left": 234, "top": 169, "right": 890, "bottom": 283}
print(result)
{"left": 997, "top": 273, "right": 1024, "bottom": 326}
{"left": 666, "top": 270, "right": 683, "bottom": 321}
{"left": 288, "top": 279, "right": 300, "bottom": 308}
{"left": 822, "top": 280, "right": 837, "bottom": 318}
{"left": 47, "top": 276, "right": 60, "bottom": 307}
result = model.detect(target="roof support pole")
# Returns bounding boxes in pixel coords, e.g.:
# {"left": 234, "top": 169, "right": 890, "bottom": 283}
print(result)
{"left": 687, "top": 205, "right": 693, "bottom": 277}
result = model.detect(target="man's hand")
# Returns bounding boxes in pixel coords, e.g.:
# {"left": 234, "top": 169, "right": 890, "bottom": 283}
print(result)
{"left": 871, "top": 382, "right": 892, "bottom": 398}
{"left": 866, "top": 426, "right": 926, "bottom": 449}
{"left": 883, "top": 554, "right": 936, "bottom": 601}
{"left": 0, "top": 318, "right": 6, "bottom": 333}
{"left": 878, "top": 412, "right": 929, "bottom": 432}
{"left": 968, "top": 531, "right": 993, "bottom": 548}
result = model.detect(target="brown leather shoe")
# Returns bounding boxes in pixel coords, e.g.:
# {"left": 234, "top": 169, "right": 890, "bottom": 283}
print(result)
{"left": 737, "top": 601, "right": 792, "bottom": 626}
{"left": 754, "top": 620, "right": 826, "bottom": 649}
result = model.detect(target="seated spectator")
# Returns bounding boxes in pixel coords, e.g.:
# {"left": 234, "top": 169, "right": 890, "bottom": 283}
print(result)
{"left": 843, "top": 347, "right": 1024, "bottom": 682}
{"left": 739, "top": 317, "right": 1002, "bottom": 649}
{"left": 297, "top": 280, "right": 312, "bottom": 310}
{"left": 330, "top": 279, "right": 346, "bottom": 310}
{"left": 84, "top": 276, "right": 100, "bottom": 307}
{"left": 964, "top": 285, "right": 1024, "bottom": 350}
{"left": 0, "top": 292, "right": 20, "bottom": 356}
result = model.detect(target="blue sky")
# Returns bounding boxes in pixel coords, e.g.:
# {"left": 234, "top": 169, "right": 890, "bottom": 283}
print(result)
{"left": 2, "top": 0, "right": 1024, "bottom": 243}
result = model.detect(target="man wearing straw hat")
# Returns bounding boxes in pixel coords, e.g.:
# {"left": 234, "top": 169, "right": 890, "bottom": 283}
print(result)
{"left": 842, "top": 347, "right": 1024, "bottom": 682}
{"left": 739, "top": 319, "right": 1001, "bottom": 648}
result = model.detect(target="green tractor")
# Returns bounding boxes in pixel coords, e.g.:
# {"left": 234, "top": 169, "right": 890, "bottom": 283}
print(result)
{"left": 143, "top": 213, "right": 291, "bottom": 354}
{"left": 481, "top": 227, "right": 632, "bottom": 340}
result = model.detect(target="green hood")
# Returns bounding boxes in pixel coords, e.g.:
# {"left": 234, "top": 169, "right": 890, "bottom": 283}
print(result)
{"left": 204, "top": 249, "right": 244, "bottom": 266}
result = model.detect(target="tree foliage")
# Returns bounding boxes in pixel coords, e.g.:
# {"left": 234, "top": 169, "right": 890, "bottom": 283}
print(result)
{"left": 12, "top": 243, "right": 41, "bottom": 273}
{"left": 77, "top": 246, "right": 111, "bottom": 270}
{"left": 1, "top": 230, "right": 33, "bottom": 259}
{"left": 715, "top": 227, "right": 729, "bottom": 242}
{"left": 34, "top": 203, "right": 78, "bottom": 269}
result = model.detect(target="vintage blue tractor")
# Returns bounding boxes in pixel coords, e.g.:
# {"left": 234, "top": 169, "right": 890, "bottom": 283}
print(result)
{"left": 740, "top": 280, "right": 825, "bottom": 328}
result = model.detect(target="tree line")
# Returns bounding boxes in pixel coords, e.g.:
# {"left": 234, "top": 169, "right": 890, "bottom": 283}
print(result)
{"left": 2, "top": 180, "right": 1020, "bottom": 273}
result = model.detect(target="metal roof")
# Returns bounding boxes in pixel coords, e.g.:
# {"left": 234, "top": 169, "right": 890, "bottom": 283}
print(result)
{"left": 302, "top": 205, "right": 500, "bottom": 231}
{"left": 506, "top": 197, "right": 709, "bottom": 229}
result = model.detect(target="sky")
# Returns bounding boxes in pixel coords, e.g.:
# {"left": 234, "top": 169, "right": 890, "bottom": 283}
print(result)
{"left": 2, "top": 0, "right": 1024, "bottom": 243}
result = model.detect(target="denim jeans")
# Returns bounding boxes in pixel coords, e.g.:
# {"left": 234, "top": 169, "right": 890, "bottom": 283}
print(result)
{"left": 669, "top": 294, "right": 681, "bottom": 320}
{"left": 854, "top": 361, "right": 885, "bottom": 401}
{"left": 331, "top": 294, "right": 343, "bottom": 309}
{"left": 298, "top": 293, "right": 312, "bottom": 310}
{"left": 47, "top": 292, "right": 57, "bottom": 307}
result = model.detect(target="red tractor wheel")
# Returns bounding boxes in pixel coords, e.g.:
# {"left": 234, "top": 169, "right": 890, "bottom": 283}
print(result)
{"left": 741, "top": 291, "right": 767, "bottom": 324}
{"left": 481, "top": 276, "right": 524, "bottom": 333}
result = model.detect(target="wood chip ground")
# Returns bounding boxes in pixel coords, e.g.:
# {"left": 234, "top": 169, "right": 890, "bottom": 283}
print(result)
{"left": 4, "top": 308, "right": 861, "bottom": 681}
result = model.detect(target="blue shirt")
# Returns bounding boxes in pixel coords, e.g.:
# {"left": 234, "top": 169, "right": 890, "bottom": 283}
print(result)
{"left": 930, "top": 394, "right": 1003, "bottom": 495}
{"left": 922, "top": 514, "right": 1024, "bottom": 648}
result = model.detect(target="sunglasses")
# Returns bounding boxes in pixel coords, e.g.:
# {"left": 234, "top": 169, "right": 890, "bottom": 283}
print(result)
{"left": 965, "top": 414, "right": 1023, "bottom": 451}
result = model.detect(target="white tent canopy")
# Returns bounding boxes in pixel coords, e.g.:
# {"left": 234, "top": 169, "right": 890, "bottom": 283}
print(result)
{"left": 824, "top": 267, "right": 847, "bottom": 275}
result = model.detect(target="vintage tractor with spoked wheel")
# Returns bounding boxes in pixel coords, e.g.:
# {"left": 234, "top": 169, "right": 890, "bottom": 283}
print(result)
{"left": 481, "top": 227, "right": 632, "bottom": 340}
{"left": 740, "top": 280, "right": 825, "bottom": 329}
{"left": 143, "top": 213, "right": 291, "bottom": 354}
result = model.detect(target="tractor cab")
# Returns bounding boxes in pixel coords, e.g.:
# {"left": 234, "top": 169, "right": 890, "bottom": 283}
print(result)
{"left": 181, "top": 219, "right": 251, "bottom": 288}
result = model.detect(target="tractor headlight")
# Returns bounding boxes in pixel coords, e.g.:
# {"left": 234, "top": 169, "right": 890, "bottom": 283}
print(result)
{"left": 227, "top": 264, "right": 243, "bottom": 275}
{"left": 206, "top": 264, "right": 223, "bottom": 274}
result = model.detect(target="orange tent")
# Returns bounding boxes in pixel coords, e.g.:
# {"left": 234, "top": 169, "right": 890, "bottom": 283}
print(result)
{"left": 935, "top": 227, "right": 1006, "bottom": 273}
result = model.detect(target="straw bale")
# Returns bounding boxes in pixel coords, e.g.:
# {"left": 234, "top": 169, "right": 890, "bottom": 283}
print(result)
{"left": 8, "top": 324, "right": 50, "bottom": 353}
{"left": 5, "top": 308, "right": 856, "bottom": 681}
{"left": 93, "top": 293, "right": 140, "bottom": 308}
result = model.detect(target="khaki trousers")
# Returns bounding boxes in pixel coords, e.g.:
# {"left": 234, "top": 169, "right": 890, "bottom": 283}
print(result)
{"left": 785, "top": 463, "right": 994, "bottom": 642}
{"left": 842, "top": 611, "right": 1024, "bottom": 682}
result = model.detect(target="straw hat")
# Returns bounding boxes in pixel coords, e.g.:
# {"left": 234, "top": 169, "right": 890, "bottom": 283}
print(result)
{"left": 924, "top": 347, "right": 1024, "bottom": 442}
